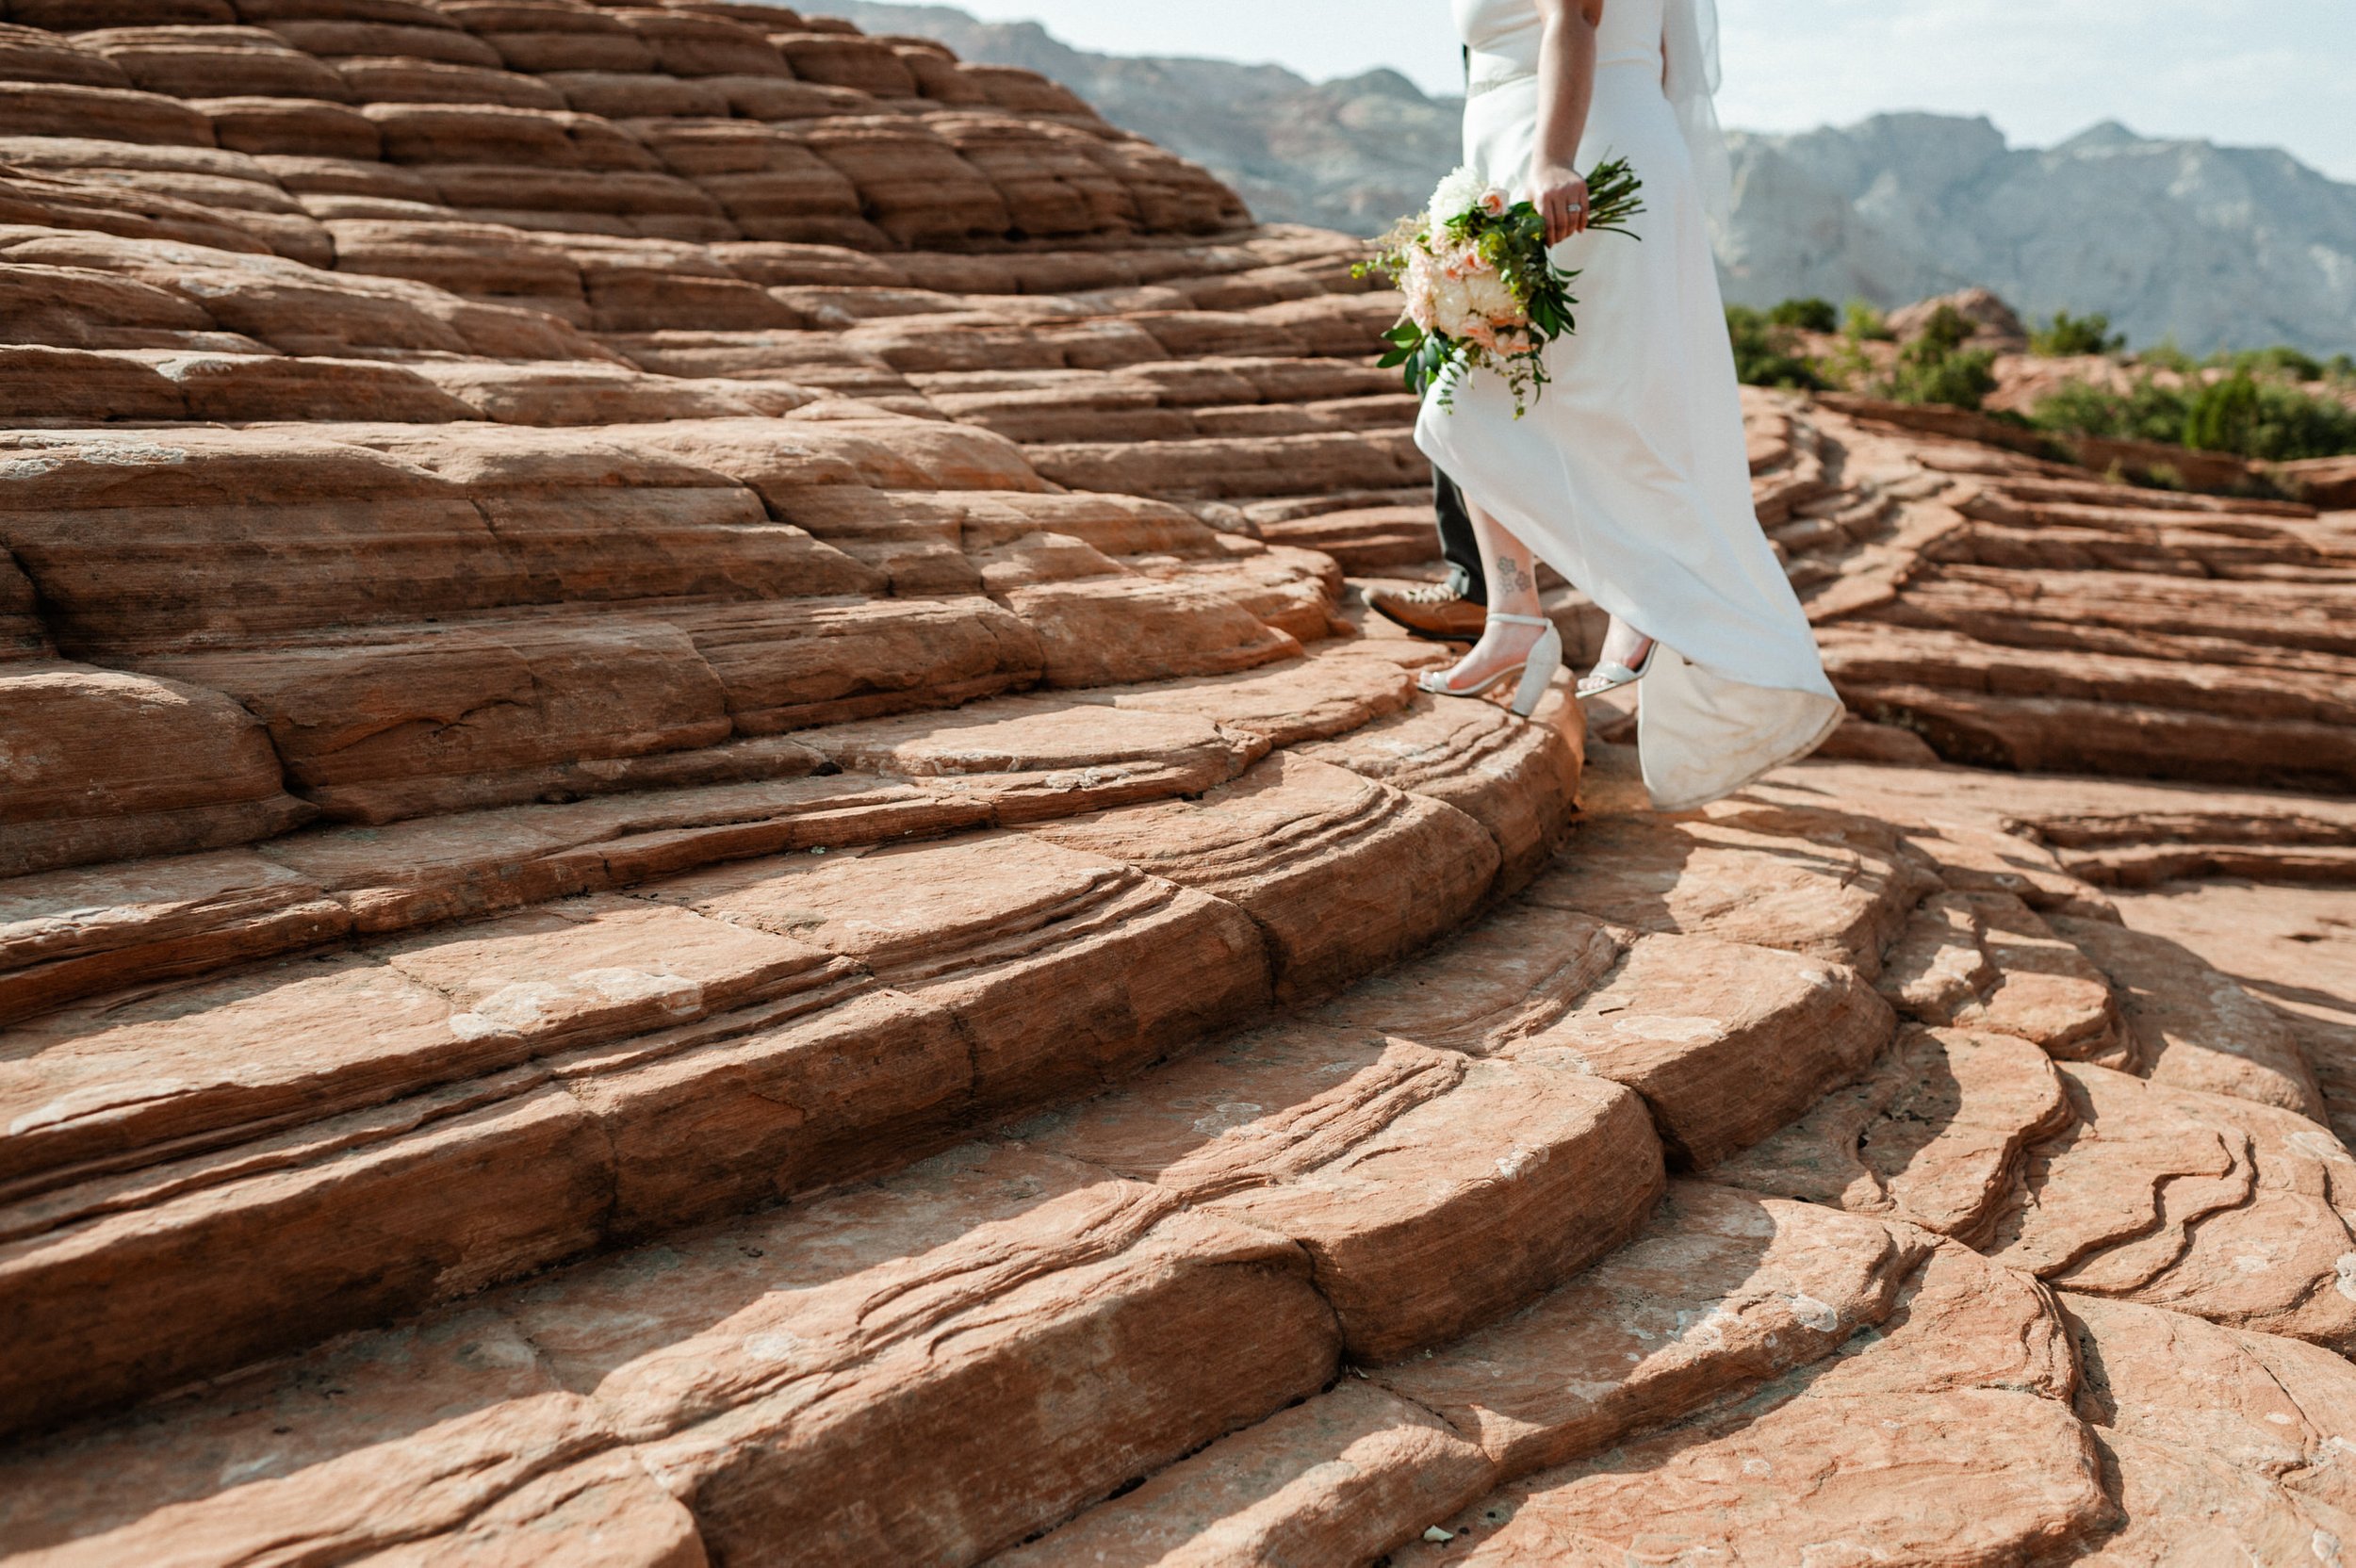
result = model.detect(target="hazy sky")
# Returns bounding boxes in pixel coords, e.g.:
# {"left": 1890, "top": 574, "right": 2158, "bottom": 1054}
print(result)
{"left": 939, "top": 0, "right": 2356, "bottom": 180}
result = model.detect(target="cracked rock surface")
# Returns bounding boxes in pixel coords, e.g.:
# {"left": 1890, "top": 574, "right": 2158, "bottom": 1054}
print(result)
{"left": 0, "top": 5, "right": 2351, "bottom": 1564}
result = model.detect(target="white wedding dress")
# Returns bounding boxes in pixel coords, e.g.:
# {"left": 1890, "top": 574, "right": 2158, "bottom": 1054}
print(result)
{"left": 1419, "top": 0, "right": 1844, "bottom": 811}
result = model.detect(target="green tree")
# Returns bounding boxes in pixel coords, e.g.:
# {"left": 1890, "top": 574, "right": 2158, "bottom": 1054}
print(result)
{"left": 1726, "top": 305, "right": 1824, "bottom": 390}
{"left": 1842, "top": 299, "right": 1894, "bottom": 341}
{"left": 1767, "top": 297, "right": 1839, "bottom": 333}
{"left": 2033, "top": 372, "right": 2356, "bottom": 461}
{"left": 2029, "top": 311, "right": 2124, "bottom": 357}
{"left": 1886, "top": 304, "right": 1996, "bottom": 410}
{"left": 2029, "top": 377, "right": 2191, "bottom": 444}
{"left": 2219, "top": 345, "right": 2325, "bottom": 381}
{"left": 2183, "top": 373, "right": 2261, "bottom": 453}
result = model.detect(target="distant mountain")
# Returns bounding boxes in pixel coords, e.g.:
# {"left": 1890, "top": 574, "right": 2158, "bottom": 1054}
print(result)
{"left": 1721, "top": 116, "right": 2356, "bottom": 357}
{"left": 820, "top": 4, "right": 2356, "bottom": 356}
{"left": 825, "top": 1, "right": 1461, "bottom": 235}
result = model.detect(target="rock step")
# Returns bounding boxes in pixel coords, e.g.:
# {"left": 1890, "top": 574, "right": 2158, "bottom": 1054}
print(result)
{"left": 0, "top": 785, "right": 1916, "bottom": 1457}
{"left": 0, "top": 677, "right": 1582, "bottom": 1439}
{"left": 1390, "top": 1232, "right": 2112, "bottom": 1565}
{"left": 0, "top": 1144, "right": 1338, "bottom": 1568}
{"left": 995, "top": 1187, "right": 2100, "bottom": 1567}
{"left": 0, "top": 643, "right": 1469, "bottom": 1024}
{"left": 2061, "top": 1290, "right": 2356, "bottom": 1561}
{"left": 0, "top": 918, "right": 1860, "bottom": 1562}
{"left": 1877, "top": 565, "right": 2356, "bottom": 663}
{"left": 1720, "top": 1018, "right": 2356, "bottom": 1349}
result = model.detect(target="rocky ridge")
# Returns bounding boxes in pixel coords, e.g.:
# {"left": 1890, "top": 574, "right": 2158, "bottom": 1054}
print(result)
{"left": 0, "top": 3, "right": 2353, "bottom": 1564}
{"left": 1721, "top": 114, "right": 2356, "bottom": 358}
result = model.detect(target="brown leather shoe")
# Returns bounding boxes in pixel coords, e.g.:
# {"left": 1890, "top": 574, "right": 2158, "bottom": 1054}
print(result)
{"left": 1366, "top": 581, "right": 1488, "bottom": 642}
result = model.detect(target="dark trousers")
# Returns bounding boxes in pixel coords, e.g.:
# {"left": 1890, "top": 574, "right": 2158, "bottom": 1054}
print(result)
{"left": 1433, "top": 470, "right": 1488, "bottom": 606}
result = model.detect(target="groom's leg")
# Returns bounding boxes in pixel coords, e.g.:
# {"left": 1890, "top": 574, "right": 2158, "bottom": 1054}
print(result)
{"left": 1365, "top": 468, "right": 1489, "bottom": 641}
{"left": 1433, "top": 469, "right": 1487, "bottom": 607}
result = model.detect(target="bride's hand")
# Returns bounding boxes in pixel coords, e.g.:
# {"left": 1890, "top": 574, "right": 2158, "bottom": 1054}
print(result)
{"left": 1526, "top": 163, "right": 1590, "bottom": 246}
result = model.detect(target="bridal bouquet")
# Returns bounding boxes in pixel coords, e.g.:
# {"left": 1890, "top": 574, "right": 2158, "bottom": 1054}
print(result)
{"left": 1359, "top": 159, "right": 1644, "bottom": 416}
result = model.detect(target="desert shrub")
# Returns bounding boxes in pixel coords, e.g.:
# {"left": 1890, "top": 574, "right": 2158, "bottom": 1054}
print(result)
{"left": 1842, "top": 299, "right": 1893, "bottom": 341}
{"left": 2329, "top": 354, "right": 2355, "bottom": 383}
{"left": 2037, "top": 371, "right": 2356, "bottom": 460}
{"left": 1768, "top": 297, "right": 1839, "bottom": 333}
{"left": 1726, "top": 305, "right": 1823, "bottom": 389}
{"left": 2183, "top": 372, "right": 2262, "bottom": 453}
{"left": 2030, "top": 310, "right": 2124, "bottom": 357}
{"left": 2235, "top": 378, "right": 2356, "bottom": 460}
{"left": 2029, "top": 377, "right": 2191, "bottom": 445}
{"left": 1884, "top": 304, "right": 1995, "bottom": 410}
{"left": 2137, "top": 337, "right": 2198, "bottom": 373}
{"left": 2217, "top": 345, "right": 2325, "bottom": 382}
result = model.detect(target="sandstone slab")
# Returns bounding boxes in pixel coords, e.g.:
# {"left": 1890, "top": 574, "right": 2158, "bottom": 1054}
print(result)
{"left": 643, "top": 830, "right": 1269, "bottom": 1114}
{"left": 1325, "top": 902, "right": 1892, "bottom": 1169}
{"left": 1034, "top": 1021, "right": 1663, "bottom": 1362}
{"left": 1877, "top": 889, "right": 2126, "bottom": 1062}
{"left": 1296, "top": 687, "right": 1582, "bottom": 888}
{"left": 1396, "top": 1243, "right": 2108, "bottom": 1566}
{"left": 1522, "top": 805, "right": 1939, "bottom": 980}
{"left": 1716, "top": 1024, "right": 2074, "bottom": 1246}
{"left": 988, "top": 1382, "right": 1493, "bottom": 1568}
{"left": 0, "top": 894, "right": 846, "bottom": 1196}
{"left": 2057, "top": 912, "right": 2329, "bottom": 1119}
{"left": 800, "top": 694, "right": 1258, "bottom": 824}
{"left": 0, "top": 1147, "right": 1338, "bottom": 1566}
{"left": 1995, "top": 1063, "right": 2356, "bottom": 1348}
{"left": 0, "top": 661, "right": 313, "bottom": 880}
{"left": 1381, "top": 1182, "right": 1927, "bottom": 1480}
{"left": 1029, "top": 753, "right": 1500, "bottom": 1002}
{"left": 2064, "top": 1291, "right": 2356, "bottom": 1564}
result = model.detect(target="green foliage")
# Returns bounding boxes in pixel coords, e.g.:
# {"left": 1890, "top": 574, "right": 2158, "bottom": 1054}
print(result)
{"left": 2329, "top": 354, "right": 2356, "bottom": 384}
{"left": 1726, "top": 305, "right": 1824, "bottom": 390}
{"left": 1767, "top": 297, "right": 1839, "bottom": 334}
{"left": 1885, "top": 304, "right": 1994, "bottom": 410}
{"left": 2032, "top": 370, "right": 2356, "bottom": 461}
{"left": 1912, "top": 303, "right": 1976, "bottom": 354}
{"left": 2217, "top": 345, "right": 2325, "bottom": 382}
{"left": 2029, "top": 377, "right": 2191, "bottom": 445}
{"left": 2029, "top": 311, "right": 2124, "bottom": 357}
{"left": 2234, "top": 379, "right": 2356, "bottom": 460}
{"left": 2137, "top": 336, "right": 2198, "bottom": 373}
{"left": 1890, "top": 345, "right": 1997, "bottom": 411}
{"left": 2183, "top": 372, "right": 2261, "bottom": 454}
{"left": 1842, "top": 299, "right": 1894, "bottom": 341}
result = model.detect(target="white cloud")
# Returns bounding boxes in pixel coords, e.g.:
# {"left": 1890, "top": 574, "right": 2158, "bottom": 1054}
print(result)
{"left": 939, "top": 0, "right": 2356, "bottom": 180}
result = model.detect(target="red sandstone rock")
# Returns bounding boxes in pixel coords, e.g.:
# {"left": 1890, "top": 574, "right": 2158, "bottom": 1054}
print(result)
{"left": 1875, "top": 888, "right": 2126, "bottom": 1062}
{"left": 1521, "top": 804, "right": 1939, "bottom": 980}
{"left": 2063, "top": 1292, "right": 2356, "bottom": 1561}
{"left": 1994, "top": 1062, "right": 2356, "bottom": 1348}
{"left": 1035, "top": 1021, "right": 1662, "bottom": 1361}
{"left": 1030, "top": 753, "right": 1500, "bottom": 1002}
{"left": 1715, "top": 1024, "right": 2075, "bottom": 1246}
{"left": 1398, "top": 1243, "right": 2109, "bottom": 1566}
{"left": 0, "top": 8, "right": 2349, "bottom": 1559}
{"left": 2056, "top": 913, "right": 2329, "bottom": 1119}
{"left": 0, "top": 660, "right": 313, "bottom": 879}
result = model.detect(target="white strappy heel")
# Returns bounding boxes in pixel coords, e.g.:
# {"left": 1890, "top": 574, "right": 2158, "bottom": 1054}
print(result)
{"left": 1415, "top": 612, "right": 1563, "bottom": 719}
{"left": 1576, "top": 641, "right": 1658, "bottom": 698}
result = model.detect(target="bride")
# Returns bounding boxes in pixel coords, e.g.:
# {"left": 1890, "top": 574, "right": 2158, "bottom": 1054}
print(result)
{"left": 1414, "top": 0, "right": 1845, "bottom": 811}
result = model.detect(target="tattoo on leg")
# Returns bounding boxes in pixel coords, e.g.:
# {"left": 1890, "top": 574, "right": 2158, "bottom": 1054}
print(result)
{"left": 1494, "top": 556, "right": 1531, "bottom": 596}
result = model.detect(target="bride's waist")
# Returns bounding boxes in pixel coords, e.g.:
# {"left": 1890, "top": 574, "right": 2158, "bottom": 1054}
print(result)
{"left": 1466, "top": 48, "right": 1661, "bottom": 96}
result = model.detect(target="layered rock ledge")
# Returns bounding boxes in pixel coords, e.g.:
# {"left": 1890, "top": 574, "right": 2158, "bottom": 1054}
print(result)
{"left": 1, "top": 4, "right": 2354, "bottom": 1564}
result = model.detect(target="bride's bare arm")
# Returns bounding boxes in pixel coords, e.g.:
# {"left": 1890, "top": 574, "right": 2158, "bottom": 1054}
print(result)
{"left": 1527, "top": 0, "right": 1602, "bottom": 244}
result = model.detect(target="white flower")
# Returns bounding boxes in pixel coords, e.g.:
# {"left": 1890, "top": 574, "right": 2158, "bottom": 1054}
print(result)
{"left": 1429, "top": 165, "right": 1497, "bottom": 222}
